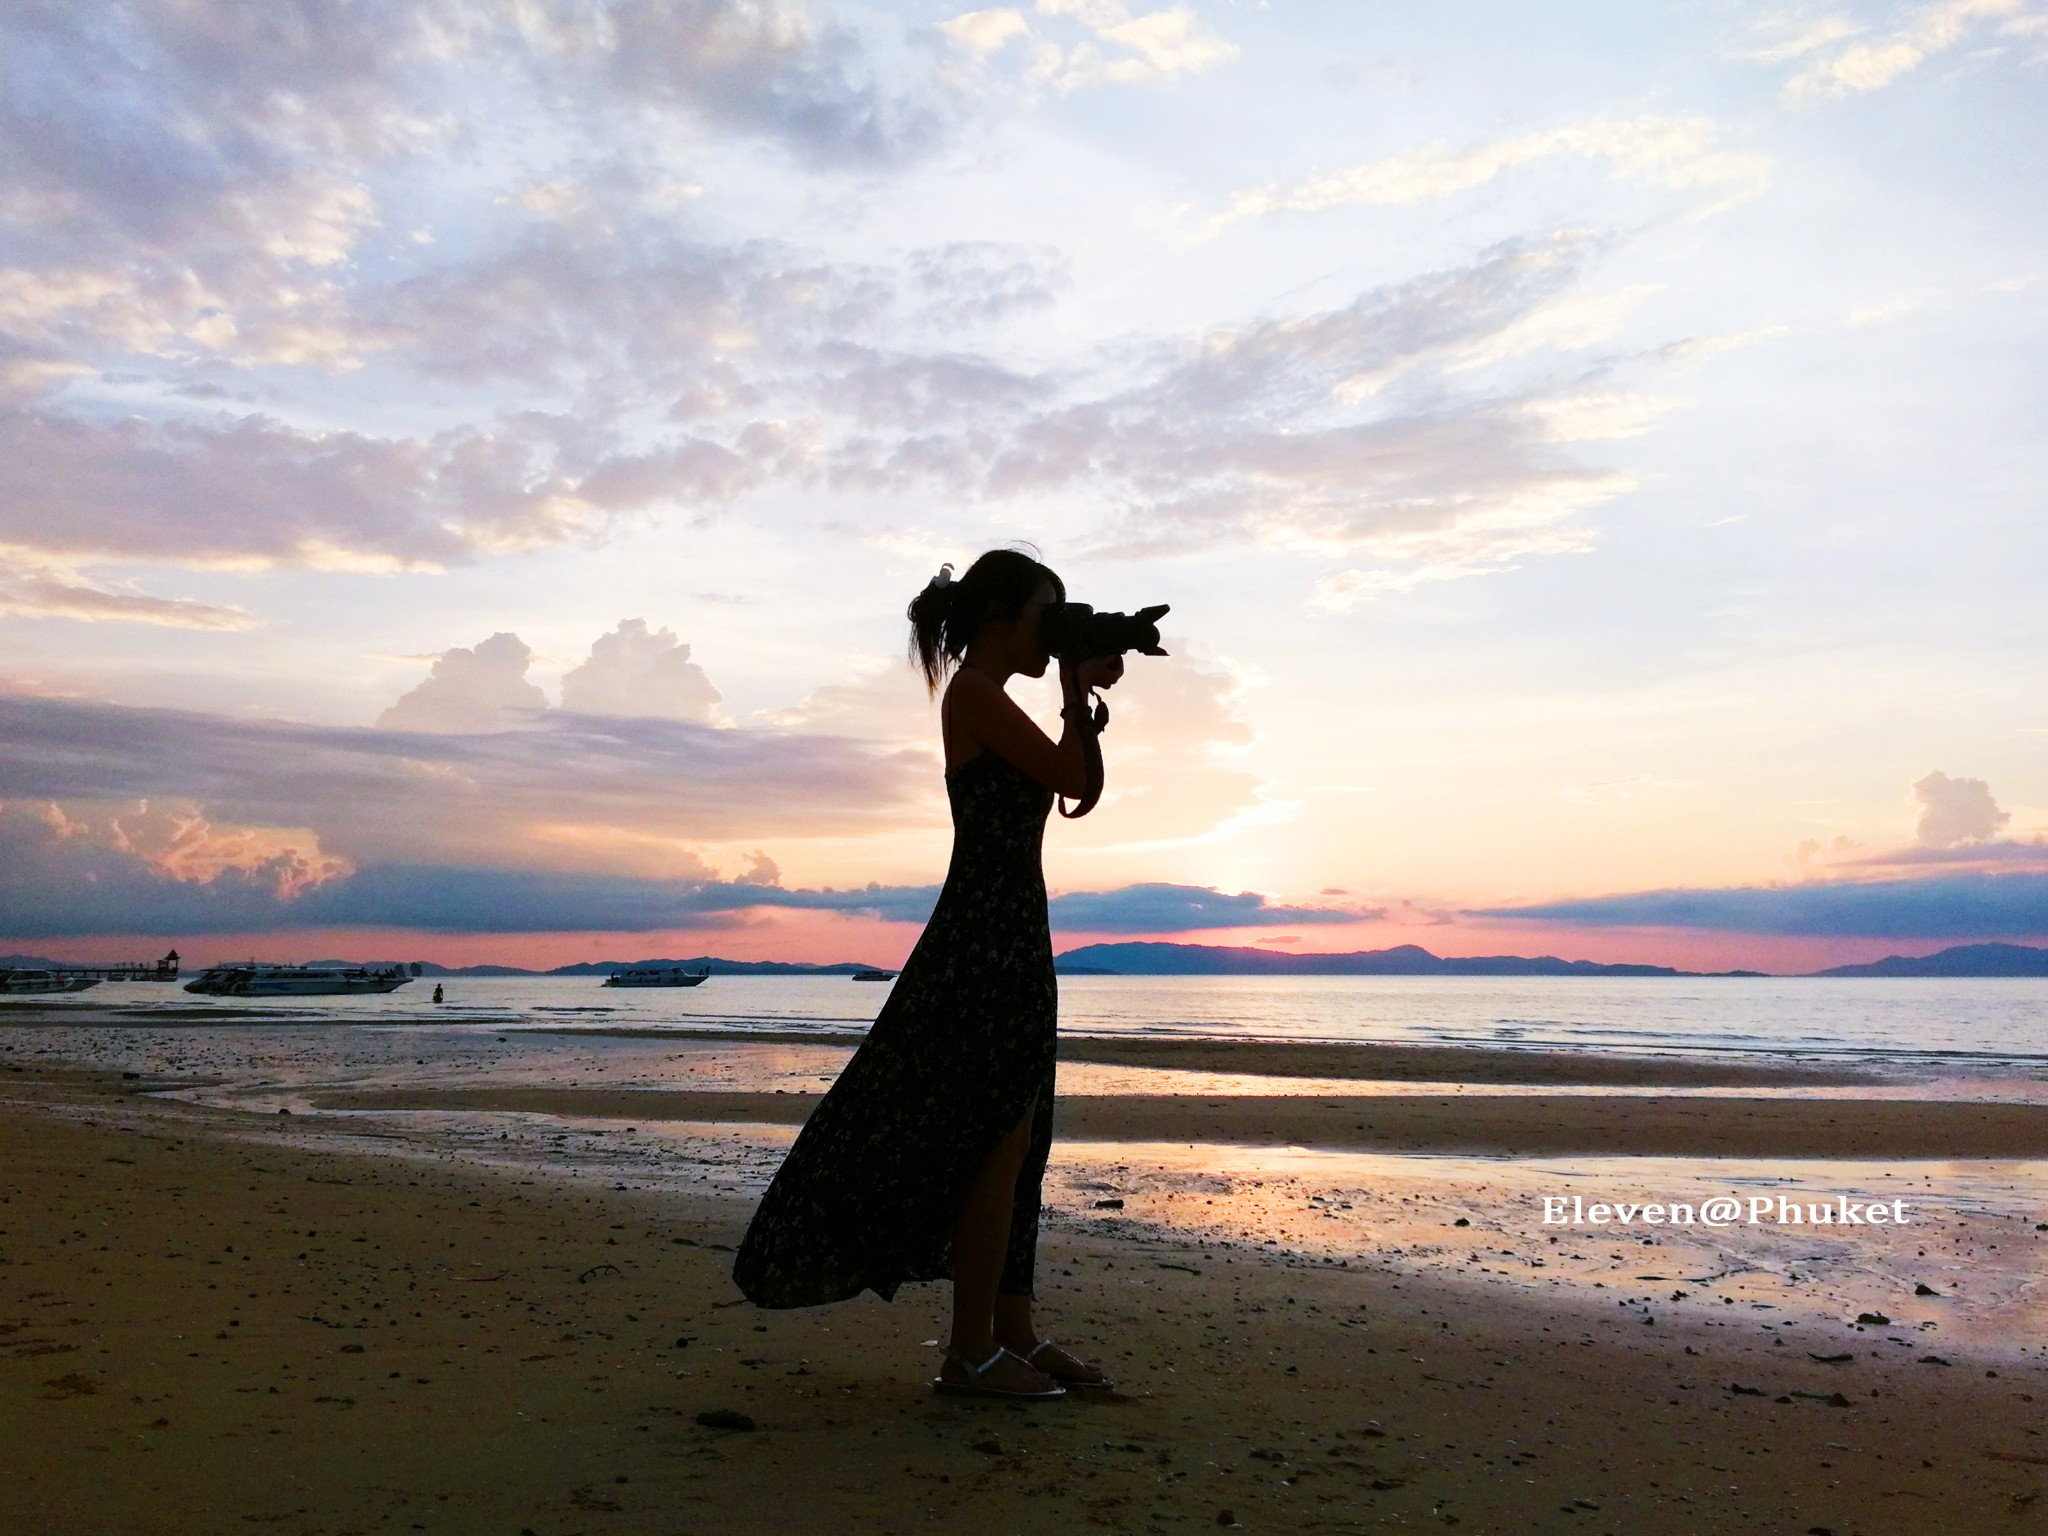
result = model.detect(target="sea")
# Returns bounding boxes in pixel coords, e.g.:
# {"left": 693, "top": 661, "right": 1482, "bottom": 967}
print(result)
{"left": 28, "top": 972, "right": 2048, "bottom": 1069}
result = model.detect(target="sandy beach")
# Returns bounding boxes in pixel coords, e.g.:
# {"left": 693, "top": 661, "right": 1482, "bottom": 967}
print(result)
{"left": 5, "top": 1019, "right": 2048, "bottom": 1536}
{"left": 311, "top": 1083, "right": 2048, "bottom": 1159}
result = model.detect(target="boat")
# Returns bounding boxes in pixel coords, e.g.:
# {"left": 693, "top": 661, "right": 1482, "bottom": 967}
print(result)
{"left": 850, "top": 968, "right": 896, "bottom": 981}
{"left": 183, "top": 963, "right": 419, "bottom": 997}
{"left": 602, "top": 966, "right": 710, "bottom": 988}
{"left": 0, "top": 969, "right": 102, "bottom": 995}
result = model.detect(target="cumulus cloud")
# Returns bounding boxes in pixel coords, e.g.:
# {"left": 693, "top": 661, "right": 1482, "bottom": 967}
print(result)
{"left": 375, "top": 633, "right": 548, "bottom": 734}
{"left": 1913, "top": 769, "right": 2010, "bottom": 847}
{"left": 560, "top": 619, "right": 723, "bottom": 721}
{"left": 1198, "top": 113, "right": 1771, "bottom": 239}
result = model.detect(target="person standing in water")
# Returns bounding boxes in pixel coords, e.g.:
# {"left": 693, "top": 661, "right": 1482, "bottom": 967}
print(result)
{"left": 733, "top": 549, "right": 1123, "bottom": 1399}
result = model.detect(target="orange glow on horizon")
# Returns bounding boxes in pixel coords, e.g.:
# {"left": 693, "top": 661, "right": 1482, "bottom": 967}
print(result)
{"left": 13, "top": 916, "right": 2038, "bottom": 977}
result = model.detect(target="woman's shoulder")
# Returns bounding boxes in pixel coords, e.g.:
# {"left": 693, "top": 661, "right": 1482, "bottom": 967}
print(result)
{"left": 943, "top": 665, "right": 1011, "bottom": 721}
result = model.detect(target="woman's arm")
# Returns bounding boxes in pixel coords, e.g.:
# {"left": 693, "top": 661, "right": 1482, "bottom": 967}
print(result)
{"left": 949, "top": 663, "right": 1110, "bottom": 798}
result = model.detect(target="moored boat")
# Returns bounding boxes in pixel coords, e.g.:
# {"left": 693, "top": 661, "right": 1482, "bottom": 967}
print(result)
{"left": 0, "top": 969, "right": 102, "bottom": 995}
{"left": 850, "top": 968, "right": 896, "bottom": 981}
{"left": 602, "top": 966, "right": 710, "bottom": 988}
{"left": 183, "top": 963, "right": 419, "bottom": 997}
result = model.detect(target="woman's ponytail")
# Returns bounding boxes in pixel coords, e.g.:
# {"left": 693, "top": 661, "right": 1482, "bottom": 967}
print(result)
{"left": 907, "top": 564, "right": 959, "bottom": 693}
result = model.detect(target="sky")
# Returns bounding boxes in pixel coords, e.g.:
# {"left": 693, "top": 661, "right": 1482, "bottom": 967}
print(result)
{"left": 2, "top": 0, "right": 2044, "bottom": 973}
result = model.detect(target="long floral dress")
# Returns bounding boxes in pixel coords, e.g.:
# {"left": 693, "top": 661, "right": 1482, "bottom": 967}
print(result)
{"left": 731, "top": 746, "right": 1058, "bottom": 1306}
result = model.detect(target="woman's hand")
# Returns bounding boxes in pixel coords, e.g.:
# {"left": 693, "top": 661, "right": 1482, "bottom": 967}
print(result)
{"left": 1071, "top": 654, "right": 1124, "bottom": 693}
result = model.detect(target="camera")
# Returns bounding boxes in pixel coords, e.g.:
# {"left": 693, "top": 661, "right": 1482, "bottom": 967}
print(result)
{"left": 1040, "top": 602, "right": 1170, "bottom": 663}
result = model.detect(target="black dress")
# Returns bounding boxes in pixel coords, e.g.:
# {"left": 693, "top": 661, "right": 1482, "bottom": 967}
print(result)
{"left": 731, "top": 745, "right": 1058, "bottom": 1307}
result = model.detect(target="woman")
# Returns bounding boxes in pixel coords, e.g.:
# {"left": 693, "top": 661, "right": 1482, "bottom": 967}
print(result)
{"left": 732, "top": 548, "right": 1123, "bottom": 1400}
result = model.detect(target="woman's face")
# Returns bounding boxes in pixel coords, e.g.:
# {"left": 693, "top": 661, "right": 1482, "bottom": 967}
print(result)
{"left": 1010, "top": 579, "right": 1059, "bottom": 677}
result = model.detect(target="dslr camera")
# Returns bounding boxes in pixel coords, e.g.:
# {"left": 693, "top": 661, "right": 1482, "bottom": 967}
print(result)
{"left": 1040, "top": 602, "right": 1170, "bottom": 664}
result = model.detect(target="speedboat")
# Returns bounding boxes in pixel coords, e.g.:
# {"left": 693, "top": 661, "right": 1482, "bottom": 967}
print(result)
{"left": 183, "top": 963, "right": 418, "bottom": 997}
{"left": 0, "top": 969, "right": 101, "bottom": 994}
{"left": 601, "top": 966, "right": 710, "bottom": 988}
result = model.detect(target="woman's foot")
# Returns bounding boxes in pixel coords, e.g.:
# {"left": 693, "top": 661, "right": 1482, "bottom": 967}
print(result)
{"left": 934, "top": 1345, "right": 1064, "bottom": 1398}
{"left": 1008, "top": 1336, "right": 1113, "bottom": 1389}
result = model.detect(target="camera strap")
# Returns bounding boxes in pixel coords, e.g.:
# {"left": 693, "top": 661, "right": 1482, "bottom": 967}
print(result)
{"left": 1057, "top": 694, "right": 1109, "bottom": 819}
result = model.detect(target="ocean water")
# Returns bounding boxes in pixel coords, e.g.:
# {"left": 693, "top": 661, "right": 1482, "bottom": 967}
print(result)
{"left": 32, "top": 973, "right": 2048, "bottom": 1067}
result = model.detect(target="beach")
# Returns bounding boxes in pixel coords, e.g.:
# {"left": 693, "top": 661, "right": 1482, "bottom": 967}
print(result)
{"left": 6, "top": 1003, "right": 2048, "bottom": 1536}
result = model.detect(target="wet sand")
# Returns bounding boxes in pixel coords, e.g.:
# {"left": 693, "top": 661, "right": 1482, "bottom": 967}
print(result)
{"left": 5, "top": 1066, "right": 2048, "bottom": 1535}
{"left": 312, "top": 1085, "right": 2048, "bottom": 1159}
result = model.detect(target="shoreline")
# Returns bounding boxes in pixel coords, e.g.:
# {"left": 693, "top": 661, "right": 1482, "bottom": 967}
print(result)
{"left": 4, "top": 1068, "right": 2046, "bottom": 1535}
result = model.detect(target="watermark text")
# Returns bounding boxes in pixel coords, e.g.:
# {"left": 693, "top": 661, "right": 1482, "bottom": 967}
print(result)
{"left": 1539, "top": 1195, "right": 1912, "bottom": 1227}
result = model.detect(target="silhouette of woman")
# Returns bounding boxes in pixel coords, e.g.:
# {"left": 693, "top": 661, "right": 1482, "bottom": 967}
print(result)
{"left": 733, "top": 549, "right": 1122, "bottom": 1398}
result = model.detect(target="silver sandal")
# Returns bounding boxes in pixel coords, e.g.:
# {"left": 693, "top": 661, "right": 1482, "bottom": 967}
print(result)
{"left": 932, "top": 1345, "right": 1067, "bottom": 1400}
{"left": 1026, "top": 1337, "right": 1115, "bottom": 1391}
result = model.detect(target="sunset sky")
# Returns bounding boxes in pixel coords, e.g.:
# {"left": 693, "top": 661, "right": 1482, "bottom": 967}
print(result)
{"left": 3, "top": 0, "right": 2044, "bottom": 972}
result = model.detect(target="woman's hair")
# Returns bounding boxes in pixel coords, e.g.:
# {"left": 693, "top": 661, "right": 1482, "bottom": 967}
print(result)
{"left": 907, "top": 547, "right": 1065, "bottom": 694}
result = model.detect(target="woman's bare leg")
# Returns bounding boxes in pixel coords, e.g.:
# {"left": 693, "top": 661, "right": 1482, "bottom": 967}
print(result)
{"left": 943, "top": 1099, "right": 1056, "bottom": 1390}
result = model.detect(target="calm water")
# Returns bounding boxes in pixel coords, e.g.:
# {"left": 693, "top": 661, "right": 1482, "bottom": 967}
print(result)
{"left": 29, "top": 973, "right": 2048, "bottom": 1066}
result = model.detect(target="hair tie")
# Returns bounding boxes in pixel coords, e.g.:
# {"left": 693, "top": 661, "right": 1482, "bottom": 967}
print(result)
{"left": 930, "top": 563, "right": 955, "bottom": 589}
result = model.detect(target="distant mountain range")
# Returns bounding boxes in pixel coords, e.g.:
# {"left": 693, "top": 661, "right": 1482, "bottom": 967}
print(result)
{"left": 1049, "top": 941, "right": 1751, "bottom": 977}
{"left": 1053, "top": 940, "right": 2048, "bottom": 977}
{"left": 7, "top": 940, "right": 2046, "bottom": 979}
{"left": 1807, "top": 942, "right": 2048, "bottom": 978}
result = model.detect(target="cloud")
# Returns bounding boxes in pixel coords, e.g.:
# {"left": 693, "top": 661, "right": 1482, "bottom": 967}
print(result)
{"left": 813, "top": 233, "right": 1659, "bottom": 604}
{"left": 509, "top": 0, "right": 948, "bottom": 171}
{"left": 0, "top": 800, "right": 358, "bottom": 937}
{"left": 375, "top": 633, "right": 549, "bottom": 734}
{"left": 0, "top": 692, "right": 935, "bottom": 874}
{"left": 0, "top": 0, "right": 976, "bottom": 612}
{"left": 1913, "top": 769, "right": 2010, "bottom": 847}
{"left": 1046, "top": 882, "right": 1365, "bottom": 932}
{"left": 0, "top": 807, "right": 1369, "bottom": 938}
{"left": 1738, "top": 15, "right": 1867, "bottom": 65}
{"left": 0, "top": 409, "right": 616, "bottom": 570}
{"left": 4, "top": 7, "right": 1686, "bottom": 624}
{"left": 1472, "top": 871, "right": 2048, "bottom": 940}
{"left": 770, "top": 643, "right": 1267, "bottom": 848}
{"left": 0, "top": 797, "right": 940, "bottom": 936}
{"left": 1199, "top": 114, "right": 1771, "bottom": 239}
{"left": 1779, "top": 0, "right": 2030, "bottom": 100}
{"left": 1065, "top": 648, "right": 1263, "bottom": 846}
{"left": 942, "top": 8, "right": 1031, "bottom": 53}
{"left": 560, "top": 619, "right": 722, "bottom": 722}
{"left": 939, "top": 0, "right": 1237, "bottom": 94}
{"left": 0, "top": 551, "right": 253, "bottom": 629}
